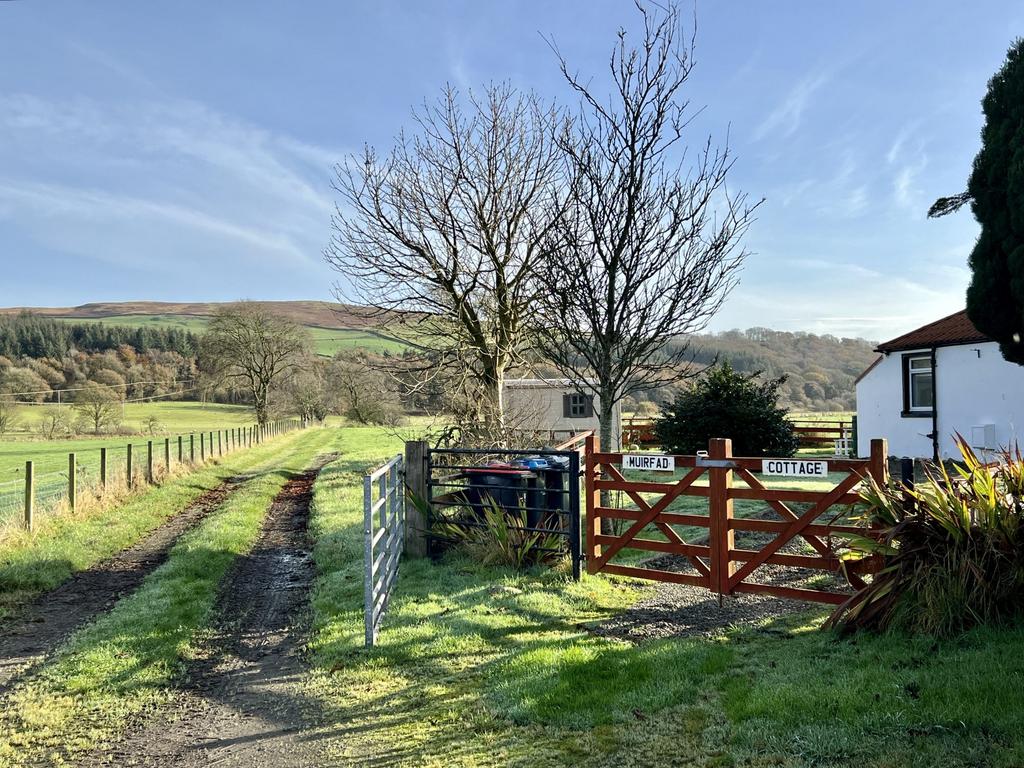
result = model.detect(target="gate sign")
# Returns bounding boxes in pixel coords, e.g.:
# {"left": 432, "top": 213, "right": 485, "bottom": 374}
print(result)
{"left": 761, "top": 459, "right": 828, "bottom": 477}
{"left": 622, "top": 453, "right": 675, "bottom": 472}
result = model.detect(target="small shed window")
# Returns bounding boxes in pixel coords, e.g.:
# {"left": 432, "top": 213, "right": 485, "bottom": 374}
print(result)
{"left": 563, "top": 392, "right": 594, "bottom": 419}
{"left": 902, "top": 353, "right": 933, "bottom": 413}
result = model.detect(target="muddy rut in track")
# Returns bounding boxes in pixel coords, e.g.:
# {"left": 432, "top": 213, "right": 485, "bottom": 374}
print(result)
{"left": 0, "top": 476, "right": 248, "bottom": 692}
{"left": 87, "top": 453, "right": 338, "bottom": 768}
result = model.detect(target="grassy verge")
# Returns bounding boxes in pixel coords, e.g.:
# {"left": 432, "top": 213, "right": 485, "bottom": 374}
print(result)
{"left": 0, "top": 426, "right": 306, "bottom": 619}
{"left": 0, "top": 426, "right": 343, "bottom": 766}
{"left": 304, "top": 427, "right": 1024, "bottom": 767}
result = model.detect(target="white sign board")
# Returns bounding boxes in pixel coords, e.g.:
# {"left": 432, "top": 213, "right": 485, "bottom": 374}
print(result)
{"left": 622, "top": 454, "right": 675, "bottom": 473}
{"left": 761, "top": 459, "right": 828, "bottom": 477}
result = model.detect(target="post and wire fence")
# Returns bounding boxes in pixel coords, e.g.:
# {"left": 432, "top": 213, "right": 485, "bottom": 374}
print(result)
{"left": 0, "top": 419, "right": 308, "bottom": 532}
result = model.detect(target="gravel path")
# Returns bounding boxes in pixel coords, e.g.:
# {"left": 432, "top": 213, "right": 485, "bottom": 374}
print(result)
{"left": 86, "top": 454, "right": 337, "bottom": 768}
{"left": 0, "top": 476, "right": 248, "bottom": 693}
{"left": 592, "top": 527, "right": 849, "bottom": 643}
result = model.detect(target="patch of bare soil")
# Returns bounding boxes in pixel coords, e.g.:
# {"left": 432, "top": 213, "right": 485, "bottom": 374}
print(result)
{"left": 0, "top": 477, "right": 248, "bottom": 692}
{"left": 591, "top": 523, "right": 848, "bottom": 643}
{"left": 86, "top": 454, "right": 337, "bottom": 768}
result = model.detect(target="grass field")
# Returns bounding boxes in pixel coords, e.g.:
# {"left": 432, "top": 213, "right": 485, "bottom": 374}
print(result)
{"left": 0, "top": 402, "right": 262, "bottom": 519}
{"left": 56, "top": 314, "right": 408, "bottom": 356}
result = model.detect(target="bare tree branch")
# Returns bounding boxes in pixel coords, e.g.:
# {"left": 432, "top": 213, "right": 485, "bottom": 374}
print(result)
{"left": 325, "top": 84, "right": 567, "bottom": 427}
{"left": 535, "top": 1, "right": 761, "bottom": 451}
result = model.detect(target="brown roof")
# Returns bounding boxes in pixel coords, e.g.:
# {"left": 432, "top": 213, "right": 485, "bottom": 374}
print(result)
{"left": 875, "top": 310, "right": 990, "bottom": 353}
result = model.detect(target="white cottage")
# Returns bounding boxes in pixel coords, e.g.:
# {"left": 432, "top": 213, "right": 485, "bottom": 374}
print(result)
{"left": 504, "top": 378, "right": 621, "bottom": 448}
{"left": 855, "top": 310, "right": 1024, "bottom": 460}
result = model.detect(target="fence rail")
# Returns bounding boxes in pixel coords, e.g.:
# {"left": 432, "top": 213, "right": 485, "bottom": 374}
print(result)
{"left": 0, "top": 419, "right": 305, "bottom": 531}
{"left": 364, "top": 454, "right": 405, "bottom": 647}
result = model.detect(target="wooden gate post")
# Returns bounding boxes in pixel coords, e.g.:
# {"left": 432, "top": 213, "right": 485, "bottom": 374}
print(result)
{"left": 708, "top": 438, "right": 735, "bottom": 599}
{"left": 585, "top": 433, "right": 601, "bottom": 571}
{"left": 403, "top": 441, "right": 428, "bottom": 558}
{"left": 868, "top": 438, "right": 889, "bottom": 486}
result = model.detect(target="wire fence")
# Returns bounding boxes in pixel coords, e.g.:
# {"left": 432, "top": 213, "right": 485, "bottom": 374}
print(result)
{"left": 0, "top": 419, "right": 307, "bottom": 532}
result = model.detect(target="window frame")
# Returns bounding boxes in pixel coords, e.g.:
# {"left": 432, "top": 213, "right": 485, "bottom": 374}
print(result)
{"left": 563, "top": 392, "right": 594, "bottom": 419}
{"left": 901, "top": 351, "right": 934, "bottom": 417}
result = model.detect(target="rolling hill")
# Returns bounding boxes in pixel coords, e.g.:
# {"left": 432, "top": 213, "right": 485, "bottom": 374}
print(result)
{"left": 0, "top": 301, "right": 878, "bottom": 408}
{"left": 0, "top": 301, "right": 408, "bottom": 356}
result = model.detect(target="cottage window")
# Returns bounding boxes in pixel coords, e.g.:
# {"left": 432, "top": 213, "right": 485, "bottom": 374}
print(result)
{"left": 902, "top": 353, "right": 933, "bottom": 414}
{"left": 563, "top": 392, "right": 594, "bottom": 419}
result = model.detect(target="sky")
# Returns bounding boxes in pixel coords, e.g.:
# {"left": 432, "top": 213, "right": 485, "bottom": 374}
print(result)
{"left": 0, "top": 1, "right": 1020, "bottom": 342}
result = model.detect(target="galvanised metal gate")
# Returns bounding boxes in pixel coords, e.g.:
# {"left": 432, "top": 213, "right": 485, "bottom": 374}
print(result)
{"left": 364, "top": 454, "right": 404, "bottom": 646}
{"left": 424, "top": 439, "right": 585, "bottom": 580}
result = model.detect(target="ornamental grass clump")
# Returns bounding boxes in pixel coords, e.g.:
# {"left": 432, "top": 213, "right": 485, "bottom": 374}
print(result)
{"left": 434, "top": 498, "right": 565, "bottom": 570}
{"left": 829, "top": 437, "right": 1024, "bottom": 637}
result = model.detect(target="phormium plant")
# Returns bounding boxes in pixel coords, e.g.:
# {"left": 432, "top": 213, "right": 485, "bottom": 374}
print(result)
{"left": 828, "top": 437, "right": 1024, "bottom": 637}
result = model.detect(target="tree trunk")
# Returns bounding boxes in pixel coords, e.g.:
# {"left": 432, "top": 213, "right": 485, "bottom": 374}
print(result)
{"left": 598, "top": 390, "right": 616, "bottom": 534}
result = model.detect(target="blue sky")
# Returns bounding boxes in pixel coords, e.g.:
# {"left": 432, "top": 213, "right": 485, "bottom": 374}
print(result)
{"left": 0, "top": 1, "right": 1020, "bottom": 341}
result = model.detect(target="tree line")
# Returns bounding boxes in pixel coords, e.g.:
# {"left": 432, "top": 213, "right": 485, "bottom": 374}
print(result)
{"left": 0, "top": 313, "right": 198, "bottom": 359}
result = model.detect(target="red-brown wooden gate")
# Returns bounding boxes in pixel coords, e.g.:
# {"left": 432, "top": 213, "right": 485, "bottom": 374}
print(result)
{"left": 584, "top": 435, "right": 888, "bottom": 604}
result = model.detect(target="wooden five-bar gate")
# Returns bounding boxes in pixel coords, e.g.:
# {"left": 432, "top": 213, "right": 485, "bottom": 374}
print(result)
{"left": 584, "top": 435, "right": 888, "bottom": 604}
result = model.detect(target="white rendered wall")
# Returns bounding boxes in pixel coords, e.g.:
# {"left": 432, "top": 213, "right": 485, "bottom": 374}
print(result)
{"left": 856, "top": 341, "right": 1024, "bottom": 458}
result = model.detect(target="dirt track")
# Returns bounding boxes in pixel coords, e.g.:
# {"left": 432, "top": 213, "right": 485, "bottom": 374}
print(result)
{"left": 86, "top": 454, "right": 336, "bottom": 768}
{"left": 0, "top": 477, "right": 248, "bottom": 693}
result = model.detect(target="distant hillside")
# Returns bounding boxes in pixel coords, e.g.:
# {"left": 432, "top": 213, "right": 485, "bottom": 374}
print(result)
{"left": 684, "top": 328, "right": 877, "bottom": 411}
{"left": 0, "top": 301, "right": 408, "bottom": 357}
{"left": 0, "top": 302, "right": 878, "bottom": 410}
{"left": 0, "top": 300, "right": 382, "bottom": 330}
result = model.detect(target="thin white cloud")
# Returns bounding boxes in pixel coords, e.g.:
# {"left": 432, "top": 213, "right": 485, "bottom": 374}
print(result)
{"left": 0, "top": 92, "right": 348, "bottom": 282}
{"left": 754, "top": 71, "right": 830, "bottom": 141}
{"left": 0, "top": 180, "right": 307, "bottom": 264}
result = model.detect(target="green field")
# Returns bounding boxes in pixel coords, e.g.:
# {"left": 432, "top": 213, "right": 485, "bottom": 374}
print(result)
{"left": 56, "top": 314, "right": 408, "bottom": 356}
{"left": 0, "top": 401, "right": 260, "bottom": 519}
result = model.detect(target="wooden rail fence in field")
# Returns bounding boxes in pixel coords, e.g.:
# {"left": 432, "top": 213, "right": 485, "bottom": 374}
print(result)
{"left": 0, "top": 419, "right": 305, "bottom": 531}
{"left": 584, "top": 435, "right": 887, "bottom": 604}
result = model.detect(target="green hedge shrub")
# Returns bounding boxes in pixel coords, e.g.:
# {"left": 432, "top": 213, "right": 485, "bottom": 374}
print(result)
{"left": 654, "top": 363, "right": 798, "bottom": 457}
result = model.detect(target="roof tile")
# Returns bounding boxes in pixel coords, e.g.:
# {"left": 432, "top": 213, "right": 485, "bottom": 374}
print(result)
{"left": 875, "top": 310, "right": 989, "bottom": 353}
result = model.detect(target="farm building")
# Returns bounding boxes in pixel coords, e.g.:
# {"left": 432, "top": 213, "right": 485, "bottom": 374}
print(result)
{"left": 855, "top": 309, "right": 1024, "bottom": 460}
{"left": 504, "top": 378, "right": 621, "bottom": 448}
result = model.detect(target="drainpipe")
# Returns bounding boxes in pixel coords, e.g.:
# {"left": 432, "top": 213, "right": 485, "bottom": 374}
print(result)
{"left": 929, "top": 346, "right": 939, "bottom": 463}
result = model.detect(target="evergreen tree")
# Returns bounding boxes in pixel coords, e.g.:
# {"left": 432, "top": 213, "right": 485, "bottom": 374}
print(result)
{"left": 930, "top": 39, "right": 1024, "bottom": 363}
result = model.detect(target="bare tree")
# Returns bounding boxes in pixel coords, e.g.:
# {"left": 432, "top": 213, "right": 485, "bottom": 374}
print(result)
{"left": 200, "top": 302, "right": 311, "bottom": 425}
{"left": 326, "top": 84, "right": 566, "bottom": 428}
{"left": 329, "top": 353, "right": 403, "bottom": 426}
{"left": 536, "top": 2, "right": 759, "bottom": 451}
{"left": 0, "top": 395, "right": 17, "bottom": 437}
{"left": 73, "top": 381, "right": 122, "bottom": 434}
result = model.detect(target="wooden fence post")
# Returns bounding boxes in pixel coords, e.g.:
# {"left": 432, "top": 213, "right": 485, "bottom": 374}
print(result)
{"left": 585, "top": 433, "right": 601, "bottom": 571}
{"left": 200, "top": 432, "right": 205, "bottom": 462}
{"left": 178, "top": 435, "right": 183, "bottom": 464}
{"left": 217, "top": 430, "right": 222, "bottom": 457}
{"left": 190, "top": 434, "right": 195, "bottom": 463}
{"left": 24, "top": 461, "right": 33, "bottom": 532}
{"left": 403, "top": 441, "right": 428, "bottom": 558}
{"left": 68, "top": 452, "right": 77, "bottom": 511}
{"left": 100, "top": 447, "right": 107, "bottom": 489}
{"left": 869, "top": 438, "right": 889, "bottom": 486}
{"left": 127, "top": 444, "right": 133, "bottom": 489}
{"left": 708, "top": 438, "right": 734, "bottom": 600}
{"left": 164, "top": 437, "right": 171, "bottom": 474}
{"left": 147, "top": 441, "right": 154, "bottom": 484}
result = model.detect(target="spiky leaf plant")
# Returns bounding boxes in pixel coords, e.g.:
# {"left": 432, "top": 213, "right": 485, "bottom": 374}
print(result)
{"left": 829, "top": 437, "right": 1024, "bottom": 637}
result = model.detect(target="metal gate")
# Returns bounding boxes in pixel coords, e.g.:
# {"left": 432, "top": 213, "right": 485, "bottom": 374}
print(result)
{"left": 364, "top": 454, "right": 404, "bottom": 646}
{"left": 425, "top": 438, "right": 585, "bottom": 580}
